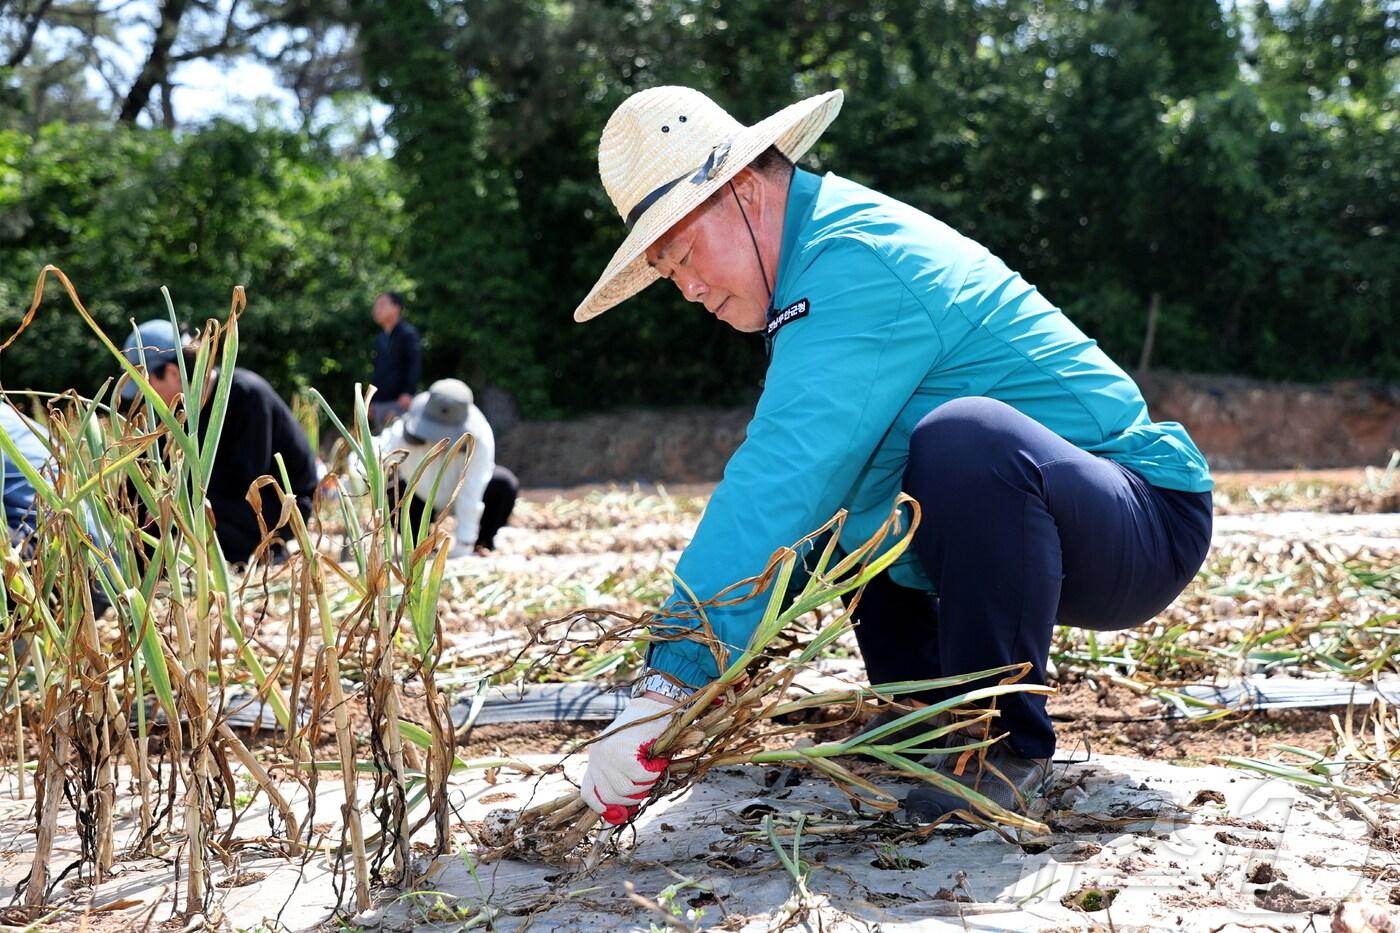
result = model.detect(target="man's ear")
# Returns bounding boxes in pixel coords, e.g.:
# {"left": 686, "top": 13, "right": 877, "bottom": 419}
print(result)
{"left": 730, "top": 167, "right": 764, "bottom": 206}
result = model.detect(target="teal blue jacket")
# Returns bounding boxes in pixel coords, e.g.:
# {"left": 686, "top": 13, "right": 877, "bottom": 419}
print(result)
{"left": 648, "top": 169, "right": 1213, "bottom": 687}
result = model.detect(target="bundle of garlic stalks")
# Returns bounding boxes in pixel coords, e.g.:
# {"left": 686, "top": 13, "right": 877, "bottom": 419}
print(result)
{"left": 477, "top": 495, "right": 1053, "bottom": 866}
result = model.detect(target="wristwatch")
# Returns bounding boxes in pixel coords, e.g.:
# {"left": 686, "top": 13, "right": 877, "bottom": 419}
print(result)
{"left": 631, "top": 671, "right": 697, "bottom": 704}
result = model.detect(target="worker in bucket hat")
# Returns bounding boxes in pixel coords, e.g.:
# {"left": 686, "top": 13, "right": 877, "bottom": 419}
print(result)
{"left": 377, "top": 378, "right": 518, "bottom": 557}
{"left": 576, "top": 86, "right": 1213, "bottom": 826}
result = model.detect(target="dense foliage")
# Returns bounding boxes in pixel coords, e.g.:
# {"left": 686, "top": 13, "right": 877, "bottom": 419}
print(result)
{"left": 0, "top": 121, "right": 408, "bottom": 409}
{"left": 1, "top": 0, "right": 1395, "bottom": 418}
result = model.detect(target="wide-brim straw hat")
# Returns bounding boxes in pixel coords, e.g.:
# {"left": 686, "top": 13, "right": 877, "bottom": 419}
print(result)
{"left": 573, "top": 86, "right": 844, "bottom": 323}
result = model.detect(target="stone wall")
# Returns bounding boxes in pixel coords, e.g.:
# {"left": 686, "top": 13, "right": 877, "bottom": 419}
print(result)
{"left": 496, "top": 374, "right": 1400, "bottom": 486}
{"left": 498, "top": 407, "right": 750, "bottom": 487}
{"left": 1137, "top": 374, "right": 1400, "bottom": 471}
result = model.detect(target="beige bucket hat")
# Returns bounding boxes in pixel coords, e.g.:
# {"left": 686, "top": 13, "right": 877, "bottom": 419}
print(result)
{"left": 573, "top": 85, "right": 844, "bottom": 323}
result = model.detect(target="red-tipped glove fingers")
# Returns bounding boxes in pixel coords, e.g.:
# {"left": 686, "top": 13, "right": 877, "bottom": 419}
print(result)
{"left": 581, "top": 697, "right": 674, "bottom": 825}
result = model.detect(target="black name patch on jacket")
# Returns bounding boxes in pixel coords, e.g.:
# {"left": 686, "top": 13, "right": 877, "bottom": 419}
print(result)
{"left": 766, "top": 298, "right": 810, "bottom": 338}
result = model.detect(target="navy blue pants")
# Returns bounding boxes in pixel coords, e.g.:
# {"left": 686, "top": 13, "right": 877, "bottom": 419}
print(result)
{"left": 851, "top": 397, "right": 1212, "bottom": 759}
{"left": 391, "top": 465, "right": 519, "bottom": 550}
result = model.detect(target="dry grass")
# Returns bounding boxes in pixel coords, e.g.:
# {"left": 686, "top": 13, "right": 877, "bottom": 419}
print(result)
{"left": 1212, "top": 457, "right": 1399, "bottom": 515}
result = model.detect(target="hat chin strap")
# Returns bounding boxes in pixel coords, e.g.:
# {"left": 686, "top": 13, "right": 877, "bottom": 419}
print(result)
{"left": 728, "top": 180, "right": 774, "bottom": 311}
{"left": 625, "top": 141, "right": 733, "bottom": 231}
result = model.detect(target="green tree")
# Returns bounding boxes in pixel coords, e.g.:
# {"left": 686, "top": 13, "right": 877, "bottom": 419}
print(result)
{"left": 3, "top": 0, "right": 1395, "bottom": 419}
{"left": 0, "top": 119, "right": 408, "bottom": 410}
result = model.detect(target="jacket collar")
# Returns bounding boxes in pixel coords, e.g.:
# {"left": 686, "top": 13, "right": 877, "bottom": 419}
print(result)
{"left": 772, "top": 168, "right": 821, "bottom": 312}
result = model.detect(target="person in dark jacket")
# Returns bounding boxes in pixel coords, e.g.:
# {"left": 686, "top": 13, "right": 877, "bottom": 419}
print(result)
{"left": 120, "top": 320, "right": 318, "bottom": 564}
{"left": 369, "top": 291, "right": 422, "bottom": 428}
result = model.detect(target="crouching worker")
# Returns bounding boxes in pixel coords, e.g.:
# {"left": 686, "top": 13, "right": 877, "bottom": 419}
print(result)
{"left": 119, "top": 320, "right": 318, "bottom": 565}
{"left": 4, "top": 398, "right": 116, "bottom": 614}
{"left": 574, "top": 87, "right": 1213, "bottom": 824}
{"left": 1, "top": 400, "right": 50, "bottom": 549}
{"left": 378, "top": 378, "right": 517, "bottom": 558}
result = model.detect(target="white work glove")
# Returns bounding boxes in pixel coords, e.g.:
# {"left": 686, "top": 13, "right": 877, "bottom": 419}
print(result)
{"left": 581, "top": 697, "right": 675, "bottom": 825}
{"left": 446, "top": 540, "right": 474, "bottom": 559}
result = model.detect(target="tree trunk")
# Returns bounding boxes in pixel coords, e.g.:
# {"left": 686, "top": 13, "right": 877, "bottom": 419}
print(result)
{"left": 118, "top": 0, "right": 191, "bottom": 124}
{"left": 160, "top": 80, "right": 177, "bottom": 129}
{"left": 5, "top": 0, "right": 56, "bottom": 69}
{"left": 1138, "top": 291, "right": 1161, "bottom": 374}
{"left": 1223, "top": 291, "right": 1245, "bottom": 361}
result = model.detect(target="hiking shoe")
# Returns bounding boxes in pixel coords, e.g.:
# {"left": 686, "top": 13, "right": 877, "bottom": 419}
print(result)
{"left": 850, "top": 707, "right": 950, "bottom": 761}
{"left": 903, "top": 742, "right": 1052, "bottom": 823}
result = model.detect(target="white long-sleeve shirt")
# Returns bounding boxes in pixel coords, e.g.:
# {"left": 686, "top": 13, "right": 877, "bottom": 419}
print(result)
{"left": 376, "top": 405, "right": 495, "bottom": 547}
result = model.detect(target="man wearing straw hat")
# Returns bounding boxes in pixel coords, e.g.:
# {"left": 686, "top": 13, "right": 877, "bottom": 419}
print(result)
{"left": 576, "top": 87, "right": 1213, "bottom": 825}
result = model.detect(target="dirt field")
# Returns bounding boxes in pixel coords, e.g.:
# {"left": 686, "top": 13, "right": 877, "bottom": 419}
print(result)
{"left": 2, "top": 466, "right": 1398, "bottom": 931}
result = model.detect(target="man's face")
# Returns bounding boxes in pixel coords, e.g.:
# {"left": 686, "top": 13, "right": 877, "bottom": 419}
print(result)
{"left": 146, "top": 361, "right": 184, "bottom": 407}
{"left": 372, "top": 295, "right": 397, "bottom": 327}
{"left": 645, "top": 180, "right": 773, "bottom": 334}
